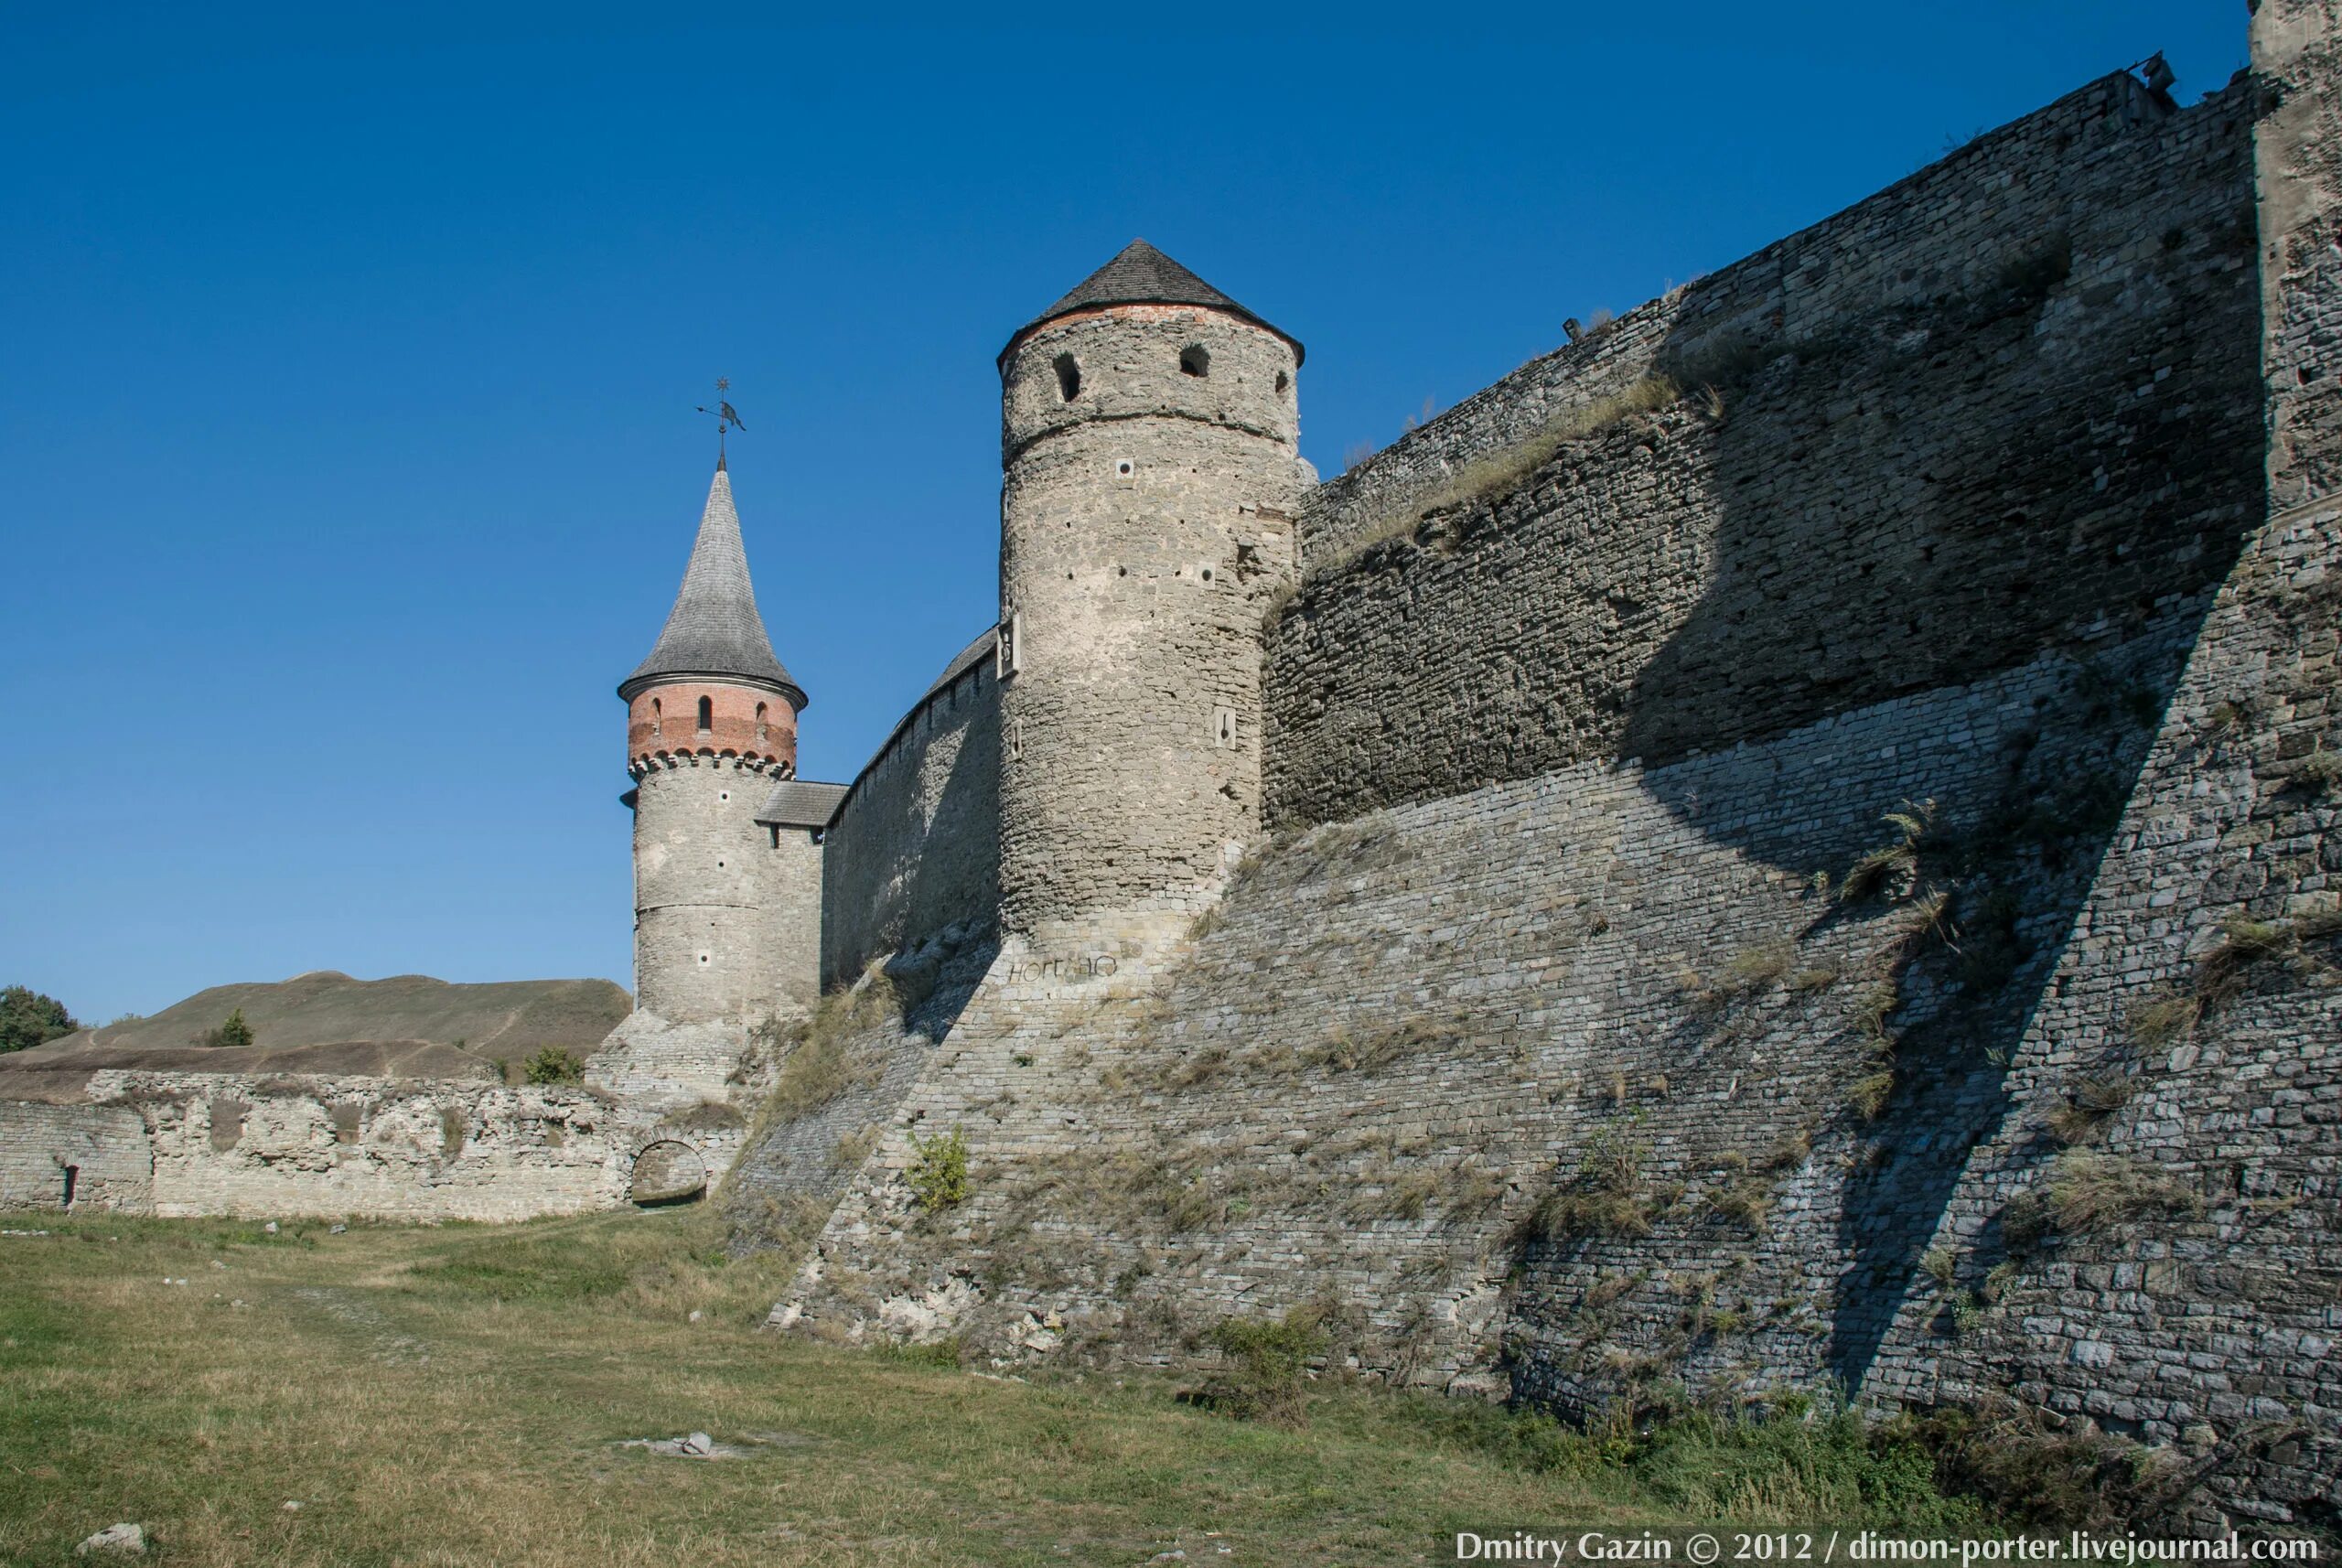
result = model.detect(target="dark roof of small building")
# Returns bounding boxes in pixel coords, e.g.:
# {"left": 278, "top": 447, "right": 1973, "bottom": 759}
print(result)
{"left": 1001, "top": 239, "right": 1301, "bottom": 367}
{"left": 754, "top": 779, "right": 851, "bottom": 830}
{"left": 620, "top": 465, "right": 806, "bottom": 707}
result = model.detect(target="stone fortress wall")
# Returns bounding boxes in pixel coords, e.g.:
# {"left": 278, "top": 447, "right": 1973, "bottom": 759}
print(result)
{"left": 761, "top": 16, "right": 2340, "bottom": 1534}
{"left": 0, "top": 1069, "right": 747, "bottom": 1221}
{"left": 816, "top": 632, "right": 1003, "bottom": 989}
{"left": 5, "top": 5, "right": 2334, "bottom": 1530}
{"left": 1272, "top": 68, "right": 2262, "bottom": 825}
{"left": 0, "top": 1101, "right": 151, "bottom": 1213}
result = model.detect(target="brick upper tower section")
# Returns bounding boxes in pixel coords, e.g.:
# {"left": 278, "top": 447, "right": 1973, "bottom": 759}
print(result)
{"left": 620, "top": 463, "right": 806, "bottom": 774}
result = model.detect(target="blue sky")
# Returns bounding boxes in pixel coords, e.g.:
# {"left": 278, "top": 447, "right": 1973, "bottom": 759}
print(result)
{"left": 0, "top": 4, "right": 2250, "bottom": 1024}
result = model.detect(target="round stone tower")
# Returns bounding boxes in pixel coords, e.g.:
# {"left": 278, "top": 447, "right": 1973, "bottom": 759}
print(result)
{"left": 994, "top": 240, "right": 1312, "bottom": 945}
{"left": 619, "top": 461, "right": 811, "bottom": 1024}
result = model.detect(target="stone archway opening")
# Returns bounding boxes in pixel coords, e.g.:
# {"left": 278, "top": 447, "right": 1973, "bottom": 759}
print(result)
{"left": 628, "top": 1140, "right": 706, "bottom": 1208}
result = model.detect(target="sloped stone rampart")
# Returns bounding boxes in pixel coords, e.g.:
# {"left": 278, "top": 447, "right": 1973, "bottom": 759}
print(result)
{"left": 774, "top": 633, "right": 2186, "bottom": 1381}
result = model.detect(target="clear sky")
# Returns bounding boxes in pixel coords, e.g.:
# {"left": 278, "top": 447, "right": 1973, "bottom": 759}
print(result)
{"left": 0, "top": 4, "right": 2251, "bottom": 1025}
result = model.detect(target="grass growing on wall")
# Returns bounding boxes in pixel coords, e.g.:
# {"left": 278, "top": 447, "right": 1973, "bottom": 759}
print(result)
{"left": 1297, "top": 375, "right": 1692, "bottom": 594}
{"left": 0, "top": 1209, "right": 2030, "bottom": 1565}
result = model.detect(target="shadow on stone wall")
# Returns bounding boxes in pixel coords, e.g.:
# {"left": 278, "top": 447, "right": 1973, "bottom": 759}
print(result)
{"left": 821, "top": 687, "right": 1002, "bottom": 989}
{"left": 1613, "top": 164, "right": 2264, "bottom": 1391}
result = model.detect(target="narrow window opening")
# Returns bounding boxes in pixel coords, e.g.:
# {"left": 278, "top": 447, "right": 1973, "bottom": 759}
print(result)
{"left": 1054, "top": 353, "right": 1080, "bottom": 402}
{"left": 1275, "top": 370, "right": 1290, "bottom": 393}
{"left": 755, "top": 702, "right": 768, "bottom": 743}
{"left": 650, "top": 697, "right": 662, "bottom": 737}
{"left": 1180, "top": 345, "right": 1210, "bottom": 378}
{"left": 61, "top": 1164, "right": 79, "bottom": 1207}
{"left": 696, "top": 696, "right": 713, "bottom": 733}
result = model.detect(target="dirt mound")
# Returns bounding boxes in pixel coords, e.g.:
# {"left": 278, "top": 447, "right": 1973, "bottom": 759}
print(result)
{"left": 27, "top": 972, "right": 629, "bottom": 1063}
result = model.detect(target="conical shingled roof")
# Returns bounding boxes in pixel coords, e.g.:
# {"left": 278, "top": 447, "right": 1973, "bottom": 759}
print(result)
{"left": 619, "top": 465, "right": 807, "bottom": 708}
{"left": 1002, "top": 239, "right": 1302, "bottom": 366}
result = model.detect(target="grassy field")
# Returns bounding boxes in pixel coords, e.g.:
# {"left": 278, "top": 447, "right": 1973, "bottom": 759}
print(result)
{"left": 0, "top": 1207, "right": 1992, "bottom": 1566}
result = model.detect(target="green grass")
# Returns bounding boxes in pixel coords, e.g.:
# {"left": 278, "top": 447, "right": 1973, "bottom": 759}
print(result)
{"left": 0, "top": 1208, "right": 2001, "bottom": 1565}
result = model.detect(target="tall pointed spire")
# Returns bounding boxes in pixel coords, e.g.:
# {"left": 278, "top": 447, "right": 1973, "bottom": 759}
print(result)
{"left": 619, "top": 466, "right": 806, "bottom": 708}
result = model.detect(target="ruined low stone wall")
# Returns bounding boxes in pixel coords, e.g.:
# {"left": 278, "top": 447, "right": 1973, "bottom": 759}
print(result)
{"left": 5, "top": 1071, "right": 750, "bottom": 1223}
{"left": 1272, "top": 74, "right": 2261, "bottom": 829}
{"left": 0, "top": 1101, "right": 152, "bottom": 1212}
{"left": 819, "top": 635, "right": 1002, "bottom": 988}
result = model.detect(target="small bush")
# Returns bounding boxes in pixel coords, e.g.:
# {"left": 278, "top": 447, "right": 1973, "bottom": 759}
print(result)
{"left": 873, "top": 1335, "right": 962, "bottom": 1369}
{"left": 1848, "top": 983, "right": 1900, "bottom": 1051}
{"left": 906, "top": 1126, "right": 970, "bottom": 1214}
{"left": 1707, "top": 1181, "right": 1770, "bottom": 1233}
{"left": 2125, "top": 993, "right": 2199, "bottom": 1050}
{"left": 198, "top": 1008, "right": 254, "bottom": 1049}
{"left": 1720, "top": 940, "right": 1795, "bottom": 996}
{"left": 1920, "top": 1246, "right": 1958, "bottom": 1289}
{"left": 523, "top": 1047, "right": 586, "bottom": 1086}
{"left": 1894, "top": 1402, "right": 2176, "bottom": 1533}
{"left": 1995, "top": 232, "right": 2073, "bottom": 301}
{"left": 1193, "top": 1306, "right": 1328, "bottom": 1427}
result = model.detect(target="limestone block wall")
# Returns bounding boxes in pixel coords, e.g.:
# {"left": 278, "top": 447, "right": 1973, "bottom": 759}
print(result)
{"left": 818, "top": 635, "right": 1003, "bottom": 988}
{"left": 996, "top": 307, "right": 1308, "bottom": 933}
{"left": 1859, "top": 2, "right": 2342, "bottom": 1531}
{"left": 0, "top": 1101, "right": 152, "bottom": 1212}
{"left": 632, "top": 753, "right": 819, "bottom": 1022}
{"left": 1273, "top": 74, "right": 2261, "bottom": 828}
{"left": 765, "top": 41, "right": 2340, "bottom": 1532}
{"left": 69, "top": 1071, "right": 745, "bottom": 1222}
{"left": 1299, "top": 70, "right": 2254, "bottom": 578}
{"left": 774, "top": 632, "right": 2186, "bottom": 1382}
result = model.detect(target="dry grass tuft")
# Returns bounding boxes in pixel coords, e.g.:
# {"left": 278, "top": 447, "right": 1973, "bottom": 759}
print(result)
{"left": 2045, "top": 1073, "right": 2136, "bottom": 1145}
{"left": 2004, "top": 1151, "right": 2202, "bottom": 1250}
{"left": 1847, "top": 1070, "right": 1896, "bottom": 1121}
{"left": 751, "top": 972, "right": 902, "bottom": 1133}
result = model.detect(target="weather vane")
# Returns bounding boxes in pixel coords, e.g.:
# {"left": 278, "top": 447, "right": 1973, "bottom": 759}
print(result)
{"left": 696, "top": 378, "right": 745, "bottom": 466}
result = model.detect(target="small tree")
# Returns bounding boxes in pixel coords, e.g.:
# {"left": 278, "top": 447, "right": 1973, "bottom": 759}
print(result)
{"left": 0, "top": 986, "right": 78, "bottom": 1053}
{"left": 906, "top": 1126, "right": 970, "bottom": 1213}
{"left": 523, "top": 1046, "right": 586, "bottom": 1085}
{"left": 198, "top": 1008, "right": 254, "bottom": 1049}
